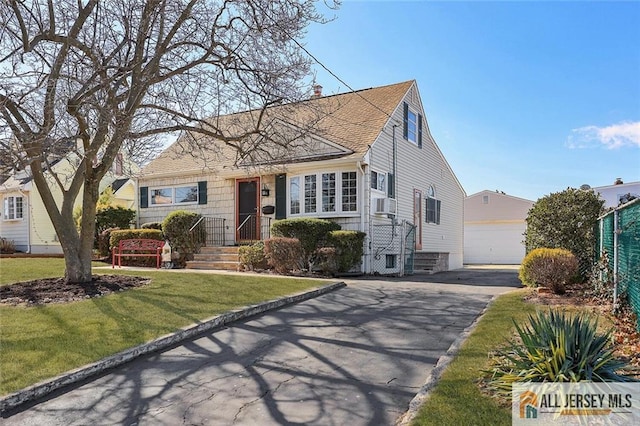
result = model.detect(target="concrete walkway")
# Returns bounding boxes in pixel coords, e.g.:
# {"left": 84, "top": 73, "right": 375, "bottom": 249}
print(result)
{"left": 3, "top": 267, "right": 521, "bottom": 425}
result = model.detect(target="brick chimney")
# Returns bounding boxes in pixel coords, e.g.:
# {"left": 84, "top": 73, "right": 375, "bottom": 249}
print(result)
{"left": 311, "top": 84, "right": 323, "bottom": 98}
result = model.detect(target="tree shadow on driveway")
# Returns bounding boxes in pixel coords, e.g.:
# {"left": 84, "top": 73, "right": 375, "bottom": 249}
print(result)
{"left": 4, "top": 277, "right": 519, "bottom": 425}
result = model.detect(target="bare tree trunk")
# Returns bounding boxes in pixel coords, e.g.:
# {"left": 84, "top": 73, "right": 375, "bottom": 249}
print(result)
{"left": 1, "top": 0, "right": 334, "bottom": 284}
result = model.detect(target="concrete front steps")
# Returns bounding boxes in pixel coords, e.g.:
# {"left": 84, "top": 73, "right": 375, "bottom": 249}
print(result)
{"left": 186, "top": 246, "right": 240, "bottom": 271}
{"left": 413, "top": 252, "right": 449, "bottom": 274}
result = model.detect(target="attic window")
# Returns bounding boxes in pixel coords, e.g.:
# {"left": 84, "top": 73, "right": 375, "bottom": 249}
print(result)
{"left": 407, "top": 110, "right": 418, "bottom": 143}
{"left": 482, "top": 195, "right": 489, "bottom": 204}
{"left": 403, "top": 102, "right": 423, "bottom": 147}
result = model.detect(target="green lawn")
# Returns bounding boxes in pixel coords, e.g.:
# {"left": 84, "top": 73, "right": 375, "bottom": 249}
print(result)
{"left": 0, "top": 258, "right": 68, "bottom": 284}
{"left": 410, "top": 289, "right": 617, "bottom": 425}
{"left": 0, "top": 258, "right": 327, "bottom": 395}
{"left": 412, "top": 289, "right": 536, "bottom": 425}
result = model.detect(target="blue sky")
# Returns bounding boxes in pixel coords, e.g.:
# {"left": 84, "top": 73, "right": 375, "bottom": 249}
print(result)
{"left": 304, "top": 0, "right": 640, "bottom": 201}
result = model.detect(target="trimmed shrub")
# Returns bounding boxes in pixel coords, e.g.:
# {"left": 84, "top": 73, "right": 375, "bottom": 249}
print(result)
{"left": 519, "top": 248, "right": 579, "bottom": 294}
{"left": 0, "top": 237, "right": 16, "bottom": 254}
{"left": 162, "top": 210, "right": 204, "bottom": 267}
{"left": 141, "top": 222, "right": 163, "bottom": 231}
{"left": 485, "top": 310, "right": 636, "bottom": 397}
{"left": 327, "top": 230, "right": 366, "bottom": 273}
{"left": 271, "top": 218, "right": 341, "bottom": 269}
{"left": 238, "top": 241, "right": 268, "bottom": 271}
{"left": 264, "top": 237, "right": 303, "bottom": 274}
{"left": 109, "top": 229, "right": 163, "bottom": 267}
{"left": 525, "top": 188, "right": 604, "bottom": 279}
{"left": 96, "top": 206, "right": 136, "bottom": 233}
{"left": 98, "top": 227, "right": 120, "bottom": 257}
{"left": 315, "top": 247, "right": 338, "bottom": 276}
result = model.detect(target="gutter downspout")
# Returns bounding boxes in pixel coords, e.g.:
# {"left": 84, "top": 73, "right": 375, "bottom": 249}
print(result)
{"left": 367, "top": 145, "right": 373, "bottom": 274}
{"left": 357, "top": 160, "right": 367, "bottom": 274}
{"left": 392, "top": 124, "right": 398, "bottom": 210}
{"left": 392, "top": 124, "right": 404, "bottom": 277}
{"left": 18, "top": 188, "right": 31, "bottom": 253}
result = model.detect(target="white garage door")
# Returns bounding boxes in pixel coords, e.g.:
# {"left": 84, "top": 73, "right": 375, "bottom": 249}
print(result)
{"left": 464, "top": 223, "right": 526, "bottom": 264}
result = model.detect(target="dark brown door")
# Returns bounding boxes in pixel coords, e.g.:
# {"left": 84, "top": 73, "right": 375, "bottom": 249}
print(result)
{"left": 236, "top": 178, "right": 259, "bottom": 242}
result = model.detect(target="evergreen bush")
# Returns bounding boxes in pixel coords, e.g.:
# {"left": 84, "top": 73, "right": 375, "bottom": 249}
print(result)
{"left": 327, "top": 230, "right": 366, "bottom": 273}
{"left": 238, "top": 241, "right": 267, "bottom": 271}
{"left": 271, "top": 218, "right": 340, "bottom": 269}
{"left": 162, "top": 210, "right": 203, "bottom": 267}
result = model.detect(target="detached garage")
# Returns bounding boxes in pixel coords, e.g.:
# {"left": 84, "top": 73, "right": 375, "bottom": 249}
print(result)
{"left": 464, "top": 191, "right": 534, "bottom": 265}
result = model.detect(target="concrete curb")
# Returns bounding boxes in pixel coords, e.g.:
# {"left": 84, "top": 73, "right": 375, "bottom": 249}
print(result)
{"left": 0, "top": 281, "right": 347, "bottom": 414}
{"left": 395, "top": 294, "right": 499, "bottom": 426}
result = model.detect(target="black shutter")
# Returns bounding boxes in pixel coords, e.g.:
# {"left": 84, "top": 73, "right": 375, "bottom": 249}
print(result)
{"left": 403, "top": 102, "right": 409, "bottom": 140}
{"left": 387, "top": 172, "right": 395, "bottom": 198}
{"left": 198, "top": 181, "right": 207, "bottom": 205}
{"left": 275, "top": 173, "right": 287, "bottom": 219}
{"left": 418, "top": 114, "right": 423, "bottom": 148}
{"left": 140, "top": 186, "right": 148, "bottom": 208}
{"left": 436, "top": 199, "right": 441, "bottom": 225}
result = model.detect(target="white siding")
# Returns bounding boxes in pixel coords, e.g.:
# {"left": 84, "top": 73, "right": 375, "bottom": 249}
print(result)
{"left": 138, "top": 175, "right": 236, "bottom": 244}
{"left": 593, "top": 182, "right": 640, "bottom": 208}
{"left": 464, "top": 222, "right": 526, "bottom": 264}
{"left": 0, "top": 192, "right": 30, "bottom": 251}
{"left": 464, "top": 191, "right": 533, "bottom": 264}
{"left": 368, "top": 83, "right": 465, "bottom": 270}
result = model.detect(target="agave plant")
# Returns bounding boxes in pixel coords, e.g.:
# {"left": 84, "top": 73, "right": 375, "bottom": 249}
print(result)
{"left": 486, "top": 310, "right": 637, "bottom": 396}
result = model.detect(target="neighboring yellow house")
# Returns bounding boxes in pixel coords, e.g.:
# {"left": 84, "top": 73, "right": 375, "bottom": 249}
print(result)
{"left": 0, "top": 153, "right": 138, "bottom": 254}
{"left": 108, "top": 178, "right": 137, "bottom": 209}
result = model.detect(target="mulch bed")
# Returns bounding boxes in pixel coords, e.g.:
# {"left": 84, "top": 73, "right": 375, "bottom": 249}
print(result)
{"left": 0, "top": 275, "right": 150, "bottom": 306}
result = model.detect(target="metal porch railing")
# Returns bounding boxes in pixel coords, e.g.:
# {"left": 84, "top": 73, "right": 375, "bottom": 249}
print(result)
{"left": 236, "top": 214, "right": 271, "bottom": 243}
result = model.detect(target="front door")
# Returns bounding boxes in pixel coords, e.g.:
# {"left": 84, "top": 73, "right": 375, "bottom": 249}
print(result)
{"left": 236, "top": 178, "right": 260, "bottom": 242}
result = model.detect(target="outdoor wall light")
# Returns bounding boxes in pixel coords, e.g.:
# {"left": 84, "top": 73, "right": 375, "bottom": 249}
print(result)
{"left": 261, "top": 185, "right": 270, "bottom": 197}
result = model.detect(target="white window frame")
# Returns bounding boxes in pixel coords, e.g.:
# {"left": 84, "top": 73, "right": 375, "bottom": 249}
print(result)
{"left": 407, "top": 109, "right": 418, "bottom": 144}
{"left": 426, "top": 185, "right": 441, "bottom": 225}
{"left": 3, "top": 196, "right": 24, "bottom": 220}
{"left": 288, "top": 171, "right": 358, "bottom": 216}
{"left": 370, "top": 170, "right": 387, "bottom": 195}
{"left": 149, "top": 185, "right": 198, "bottom": 206}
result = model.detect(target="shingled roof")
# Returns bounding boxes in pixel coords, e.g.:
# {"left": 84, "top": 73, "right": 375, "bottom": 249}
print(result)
{"left": 140, "top": 80, "right": 414, "bottom": 177}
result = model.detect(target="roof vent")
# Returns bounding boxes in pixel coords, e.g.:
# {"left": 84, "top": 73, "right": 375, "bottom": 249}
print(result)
{"left": 614, "top": 177, "right": 624, "bottom": 185}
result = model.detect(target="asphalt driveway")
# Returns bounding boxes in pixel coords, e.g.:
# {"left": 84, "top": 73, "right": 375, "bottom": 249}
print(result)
{"left": 3, "top": 266, "right": 521, "bottom": 425}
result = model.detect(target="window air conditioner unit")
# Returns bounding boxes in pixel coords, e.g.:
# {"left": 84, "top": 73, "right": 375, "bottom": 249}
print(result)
{"left": 374, "top": 198, "right": 397, "bottom": 215}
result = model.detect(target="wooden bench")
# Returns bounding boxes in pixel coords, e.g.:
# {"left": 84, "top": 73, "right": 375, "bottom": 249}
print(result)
{"left": 112, "top": 239, "right": 164, "bottom": 269}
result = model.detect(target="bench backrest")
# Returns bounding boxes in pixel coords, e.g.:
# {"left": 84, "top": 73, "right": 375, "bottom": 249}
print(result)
{"left": 117, "top": 239, "right": 164, "bottom": 252}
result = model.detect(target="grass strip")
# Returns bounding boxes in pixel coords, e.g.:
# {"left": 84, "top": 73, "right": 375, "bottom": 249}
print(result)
{"left": 411, "top": 289, "right": 536, "bottom": 426}
{"left": 411, "top": 289, "right": 616, "bottom": 425}
{"left": 0, "top": 258, "right": 327, "bottom": 395}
